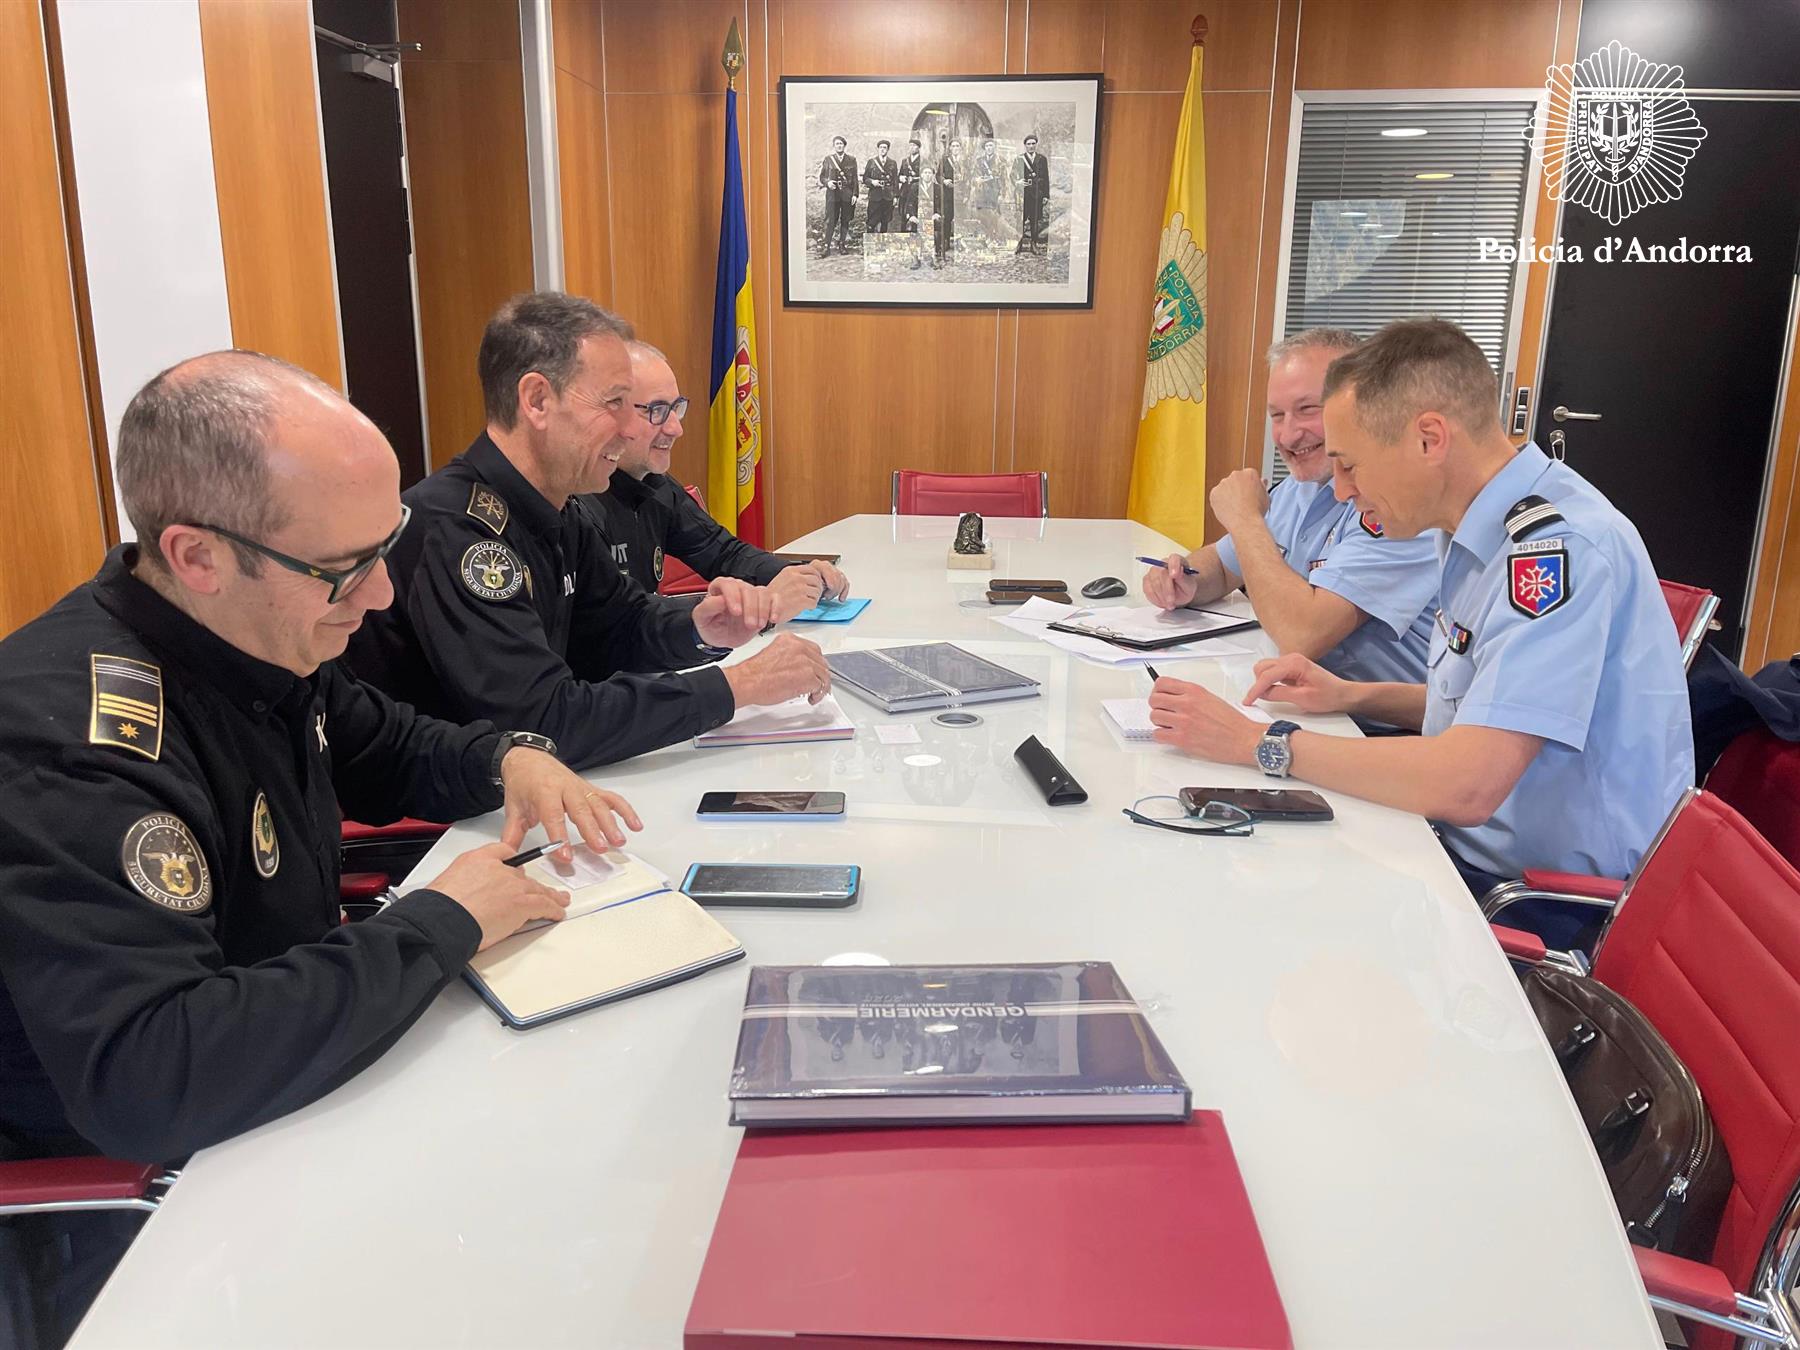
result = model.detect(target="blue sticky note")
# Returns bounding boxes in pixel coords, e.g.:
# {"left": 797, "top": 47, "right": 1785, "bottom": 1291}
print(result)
{"left": 790, "top": 597, "right": 870, "bottom": 623}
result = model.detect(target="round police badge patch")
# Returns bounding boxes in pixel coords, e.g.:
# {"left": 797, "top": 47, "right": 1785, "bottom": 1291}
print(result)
{"left": 121, "top": 813, "right": 213, "bottom": 913}
{"left": 251, "top": 790, "right": 279, "bottom": 878}
{"left": 653, "top": 546, "right": 665, "bottom": 583}
{"left": 460, "top": 540, "right": 524, "bottom": 602}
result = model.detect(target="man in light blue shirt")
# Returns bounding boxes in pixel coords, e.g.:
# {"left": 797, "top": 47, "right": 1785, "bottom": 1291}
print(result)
{"left": 1144, "top": 318, "right": 1693, "bottom": 914}
{"left": 1142, "top": 328, "right": 1439, "bottom": 685}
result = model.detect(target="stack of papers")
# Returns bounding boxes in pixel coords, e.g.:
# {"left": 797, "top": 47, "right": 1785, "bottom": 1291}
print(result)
{"left": 696, "top": 693, "right": 856, "bottom": 747}
{"left": 994, "top": 598, "right": 1259, "bottom": 664}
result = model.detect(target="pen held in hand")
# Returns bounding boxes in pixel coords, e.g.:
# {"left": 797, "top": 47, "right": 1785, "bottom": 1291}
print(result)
{"left": 502, "top": 843, "right": 557, "bottom": 868}
{"left": 1135, "top": 555, "right": 1199, "bottom": 577}
{"left": 1144, "top": 664, "right": 1161, "bottom": 682}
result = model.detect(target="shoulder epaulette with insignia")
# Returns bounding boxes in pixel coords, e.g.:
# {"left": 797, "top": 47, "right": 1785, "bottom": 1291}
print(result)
{"left": 91, "top": 653, "right": 164, "bottom": 760}
{"left": 467, "top": 483, "right": 510, "bottom": 536}
{"left": 1504, "top": 494, "right": 1565, "bottom": 542}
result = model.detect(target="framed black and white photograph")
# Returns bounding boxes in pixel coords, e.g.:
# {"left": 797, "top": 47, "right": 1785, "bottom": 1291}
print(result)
{"left": 778, "top": 75, "right": 1103, "bottom": 308}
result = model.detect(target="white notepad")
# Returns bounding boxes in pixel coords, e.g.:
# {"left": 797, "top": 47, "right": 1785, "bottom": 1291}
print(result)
{"left": 695, "top": 693, "right": 855, "bottom": 747}
{"left": 465, "top": 851, "right": 744, "bottom": 1028}
{"left": 1101, "top": 697, "right": 1274, "bottom": 741}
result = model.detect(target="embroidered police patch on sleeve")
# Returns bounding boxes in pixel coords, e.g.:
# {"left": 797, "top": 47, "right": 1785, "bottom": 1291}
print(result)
{"left": 466, "top": 484, "right": 510, "bottom": 536}
{"left": 251, "top": 791, "right": 279, "bottom": 879}
{"left": 1358, "top": 510, "right": 1384, "bottom": 538}
{"left": 121, "top": 813, "right": 212, "bottom": 913}
{"left": 90, "top": 654, "right": 164, "bottom": 761}
{"left": 1509, "top": 547, "right": 1570, "bottom": 618}
{"left": 653, "top": 546, "right": 665, "bottom": 583}
{"left": 460, "top": 541, "right": 525, "bottom": 602}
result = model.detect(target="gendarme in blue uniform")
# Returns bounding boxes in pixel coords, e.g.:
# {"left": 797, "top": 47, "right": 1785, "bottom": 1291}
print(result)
{"left": 1213, "top": 478, "right": 1439, "bottom": 683}
{"left": 1425, "top": 442, "right": 1694, "bottom": 879}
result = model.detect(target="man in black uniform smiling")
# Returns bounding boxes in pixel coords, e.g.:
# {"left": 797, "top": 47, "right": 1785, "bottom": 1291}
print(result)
{"left": 0, "top": 351, "right": 637, "bottom": 1348}
{"left": 346, "top": 293, "right": 830, "bottom": 769}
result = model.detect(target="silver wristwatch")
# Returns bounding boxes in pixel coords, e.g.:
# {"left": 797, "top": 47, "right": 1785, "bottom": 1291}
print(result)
{"left": 1254, "top": 720, "right": 1301, "bottom": 779}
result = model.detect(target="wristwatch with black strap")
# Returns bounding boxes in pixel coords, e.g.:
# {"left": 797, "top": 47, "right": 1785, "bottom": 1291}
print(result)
{"left": 1255, "top": 720, "right": 1301, "bottom": 779}
{"left": 489, "top": 730, "right": 559, "bottom": 785}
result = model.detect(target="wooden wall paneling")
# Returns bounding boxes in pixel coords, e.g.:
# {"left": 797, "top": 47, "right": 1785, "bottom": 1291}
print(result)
{"left": 602, "top": 0, "right": 747, "bottom": 93}
{"left": 197, "top": 0, "right": 344, "bottom": 388}
{"left": 1240, "top": 0, "right": 1300, "bottom": 516}
{"left": 777, "top": 0, "right": 1009, "bottom": 75}
{"left": 1020, "top": 0, "right": 1106, "bottom": 73}
{"left": 1743, "top": 319, "right": 1800, "bottom": 666}
{"left": 989, "top": 0, "right": 1032, "bottom": 474}
{"left": 556, "top": 67, "right": 613, "bottom": 303}
{"left": 552, "top": 0, "right": 603, "bottom": 89}
{"left": 1508, "top": 0, "right": 1580, "bottom": 441}
{"left": 1014, "top": 93, "right": 1179, "bottom": 521}
{"left": 0, "top": 0, "right": 105, "bottom": 634}
{"left": 1105, "top": 0, "right": 1279, "bottom": 92}
{"left": 1295, "top": 0, "right": 1562, "bottom": 91}
{"left": 399, "top": 0, "right": 535, "bottom": 464}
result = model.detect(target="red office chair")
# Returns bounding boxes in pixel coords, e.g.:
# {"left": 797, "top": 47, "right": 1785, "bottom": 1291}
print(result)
{"left": 1495, "top": 790, "right": 1800, "bottom": 1348}
{"left": 1661, "top": 579, "right": 1722, "bottom": 671}
{"left": 1705, "top": 726, "right": 1800, "bottom": 872}
{"left": 338, "top": 817, "right": 449, "bottom": 919}
{"left": 0, "top": 1157, "right": 178, "bottom": 1217}
{"left": 891, "top": 469, "right": 1048, "bottom": 518}
{"left": 658, "top": 485, "right": 711, "bottom": 597}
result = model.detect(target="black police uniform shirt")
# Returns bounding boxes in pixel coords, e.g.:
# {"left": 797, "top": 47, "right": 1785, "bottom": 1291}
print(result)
{"left": 346, "top": 433, "right": 735, "bottom": 770}
{"left": 0, "top": 547, "right": 503, "bottom": 1164}
{"left": 584, "top": 471, "right": 788, "bottom": 594}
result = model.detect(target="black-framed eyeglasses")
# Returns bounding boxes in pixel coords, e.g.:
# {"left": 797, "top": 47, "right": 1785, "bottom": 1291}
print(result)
{"left": 634, "top": 397, "right": 690, "bottom": 427}
{"left": 192, "top": 504, "right": 411, "bottom": 604}
{"left": 1121, "top": 795, "right": 1255, "bottom": 838}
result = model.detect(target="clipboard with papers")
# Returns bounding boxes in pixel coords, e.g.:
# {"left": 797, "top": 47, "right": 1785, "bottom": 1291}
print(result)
{"left": 1046, "top": 607, "right": 1260, "bottom": 652}
{"left": 462, "top": 847, "right": 745, "bottom": 1029}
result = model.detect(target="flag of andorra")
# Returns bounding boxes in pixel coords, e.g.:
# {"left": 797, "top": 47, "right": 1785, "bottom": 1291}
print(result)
{"left": 708, "top": 49, "right": 764, "bottom": 545}
{"left": 1126, "top": 36, "right": 1209, "bottom": 550}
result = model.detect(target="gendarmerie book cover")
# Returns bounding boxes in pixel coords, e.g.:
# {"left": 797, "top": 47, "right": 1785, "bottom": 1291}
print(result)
{"left": 728, "top": 962, "right": 1190, "bottom": 1126}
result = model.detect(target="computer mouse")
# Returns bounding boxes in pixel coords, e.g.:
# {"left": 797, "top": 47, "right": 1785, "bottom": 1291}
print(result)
{"left": 1081, "top": 576, "right": 1128, "bottom": 599}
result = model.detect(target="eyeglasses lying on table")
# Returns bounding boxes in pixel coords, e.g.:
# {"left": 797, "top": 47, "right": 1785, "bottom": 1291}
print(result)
{"left": 1122, "top": 795, "right": 1255, "bottom": 837}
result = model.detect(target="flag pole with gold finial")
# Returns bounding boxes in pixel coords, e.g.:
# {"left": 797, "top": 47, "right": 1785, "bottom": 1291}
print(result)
{"left": 707, "top": 16, "right": 766, "bottom": 542}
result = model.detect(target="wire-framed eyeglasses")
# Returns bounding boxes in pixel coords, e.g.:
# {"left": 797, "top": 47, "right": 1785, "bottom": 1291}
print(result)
{"left": 191, "top": 504, "right": 411, "bottom": 604}
{"left": 634, "top": 397, "right": 690, "bottom": 427}
{"left": 1121, "top": 795, "right": 1255, "bottom": 838}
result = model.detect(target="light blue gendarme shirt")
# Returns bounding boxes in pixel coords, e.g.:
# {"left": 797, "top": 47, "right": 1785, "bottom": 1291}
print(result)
{"left": 1426, "top": 443, "right": 1695, "bottom": 879}
{"left": 1213, "top": 478, "right": 1439, "bottom": 683}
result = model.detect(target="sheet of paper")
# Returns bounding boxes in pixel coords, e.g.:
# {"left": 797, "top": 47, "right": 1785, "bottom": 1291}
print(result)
{"left": 1102, "top": 697, "right": 1273, "bottom": 740}
{"left": 873, "top": 722, "right": 923, "bottom": 745}
{"left": 993, "top": 600, "right": 1256, "bottom": 665}
{"left": 695, "top": 693, "right": 855, "bottom": 745}
{"left": 526, "top": 847, "right": 670, "bottom": 919}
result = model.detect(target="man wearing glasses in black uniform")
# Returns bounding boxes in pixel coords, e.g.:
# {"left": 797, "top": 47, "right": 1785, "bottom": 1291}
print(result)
{"left": 0, "top": 351, "right": 638, "bottom": 1349}
{"left": 585, "top": 340, "right": 848, "bottom": 617}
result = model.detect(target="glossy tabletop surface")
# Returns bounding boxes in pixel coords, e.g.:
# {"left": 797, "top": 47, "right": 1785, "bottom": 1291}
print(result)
{"left": 73, "top": 516, "right": 1660, "bottom": 1349}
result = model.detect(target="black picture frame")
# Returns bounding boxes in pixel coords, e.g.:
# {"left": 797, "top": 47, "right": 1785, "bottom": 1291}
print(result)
{"left": 777, "top": 74, "right": 1104, "bottom": 309}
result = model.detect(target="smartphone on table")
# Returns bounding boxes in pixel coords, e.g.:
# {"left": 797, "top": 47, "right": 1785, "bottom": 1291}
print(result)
{"left": 696, "top": 791, "right": 846, "bottom": 821}
{"left": 680, "top": 862, "right": 862, "bottom": 908}
{"left": 1179, "top": 787, "right": 1334, "bottom": 822}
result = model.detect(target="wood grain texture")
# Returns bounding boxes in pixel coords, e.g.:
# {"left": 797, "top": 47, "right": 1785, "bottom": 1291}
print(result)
{"left": 1019, "top": 0, "right": 1105, "bottom": 72}
{"left": 775, "top": 0, "right": 1008, "bottom": 79}
{"left": 1743, "top": 319, "right": 1800, "bottom": 667}
{"left": 198, "top": 0, "right": 343, "bottom": 388}
{"left": 1296, "top": 0, "right": 1561, "bottom": 90}
{"left": 603, "top": 0, "right": 749, "bottom": 93}
{"left": 1103, "top": 0, "right": 1279, "bottom": 93}
{"left": 400, "top": 0, "right": 535, "bottom": 463}
{"left": 552, "top": 0, "right": 604, "bottom": 87}
{"left": 0, "top": 0, "right": 106, "bottom": 634}
{"left": 557, "top": 67, "right": 613, "bottom": 304}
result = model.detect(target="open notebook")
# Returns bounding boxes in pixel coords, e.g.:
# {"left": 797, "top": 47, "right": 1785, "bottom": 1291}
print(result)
{"left": 464, "top": 847, "right": 744, "bottom": 1029}
{"left": 1102, "top": 697, "right": 1273, "bottom": 741}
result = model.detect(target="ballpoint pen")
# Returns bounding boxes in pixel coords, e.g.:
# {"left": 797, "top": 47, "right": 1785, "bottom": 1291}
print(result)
{"left": 1145, "top": 665, "right": 1161, "bottom": 682}
{"left": 1135, "top": 555, "right": 1199, "bottom": 576}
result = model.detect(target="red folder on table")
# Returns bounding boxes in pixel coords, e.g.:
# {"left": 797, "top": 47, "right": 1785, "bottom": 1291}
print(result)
{"left": 685, "top": 1113, "right": 1291, "bottom": 1349}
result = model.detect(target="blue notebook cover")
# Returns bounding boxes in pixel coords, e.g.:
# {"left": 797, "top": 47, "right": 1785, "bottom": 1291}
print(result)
{"left": 789, "top": 596, "right": 870, "bottom": 623}
{"left": 728, "top": 962, "right": 1190, "bottom": 1126}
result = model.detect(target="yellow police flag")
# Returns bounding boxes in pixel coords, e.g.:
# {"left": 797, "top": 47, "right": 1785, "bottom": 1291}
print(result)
{"left": 1126, "top": 34, "right": 1209, "bottom": 550}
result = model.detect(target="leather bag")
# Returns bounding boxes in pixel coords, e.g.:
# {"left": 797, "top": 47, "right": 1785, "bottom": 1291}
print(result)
{"left": 1523, "top": 966, "right": 1732, "bottom": 1260}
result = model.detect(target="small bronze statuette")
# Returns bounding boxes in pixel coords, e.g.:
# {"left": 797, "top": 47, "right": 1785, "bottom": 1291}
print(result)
{"left": 953, "top": 512, "right": 985, "bottom": 555}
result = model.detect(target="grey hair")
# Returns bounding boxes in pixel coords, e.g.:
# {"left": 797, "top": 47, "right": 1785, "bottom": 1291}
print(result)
{"left": 626, "top": 340, "right": 671, "bottom": 367}
{"left": 1321, "top": 317, "right": 1501, "bottom": 442}
{"left": 1267, "top": 327, "right": 1363, "bottom": 365}
{"left": 479, "top": 292, "right": 634, "bottom": 430}
{"left": 116, "top": 351, "right": 327, "bottom": 574}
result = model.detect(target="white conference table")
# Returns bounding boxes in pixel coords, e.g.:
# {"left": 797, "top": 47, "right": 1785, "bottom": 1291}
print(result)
{"left": 73, "top": 515, "right": 1660, "bottom": 1349}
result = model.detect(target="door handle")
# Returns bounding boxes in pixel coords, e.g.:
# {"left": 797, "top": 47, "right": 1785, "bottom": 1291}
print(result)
{"left": 1551, "top": 406, "right": 1602, "bottom": 423}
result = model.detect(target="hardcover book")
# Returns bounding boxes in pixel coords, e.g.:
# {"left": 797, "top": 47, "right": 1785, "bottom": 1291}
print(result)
{"left": 728, "top": 962, "right": 1190, "bottom": 1126}
{"left": 825, "top": 642, "right": 1040, "bottom": 713}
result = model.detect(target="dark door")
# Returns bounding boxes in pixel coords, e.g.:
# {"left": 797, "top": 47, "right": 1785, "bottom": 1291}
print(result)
{"left": 1533, "top": 97, "right": 1800, "bottom": 659}
{"left": 314, "top": 0, "right": 428, "bottom": 487}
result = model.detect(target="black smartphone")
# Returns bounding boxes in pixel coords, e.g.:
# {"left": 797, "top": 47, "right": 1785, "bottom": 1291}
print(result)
{"left": 1179, "top": 786, "right": 1334, "bottom": 821}
{"left": 696, "top": 790, "right": 846, "bottom": 821}
{"left": 680, "top": 862, "right": 861, "bottom": 908}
